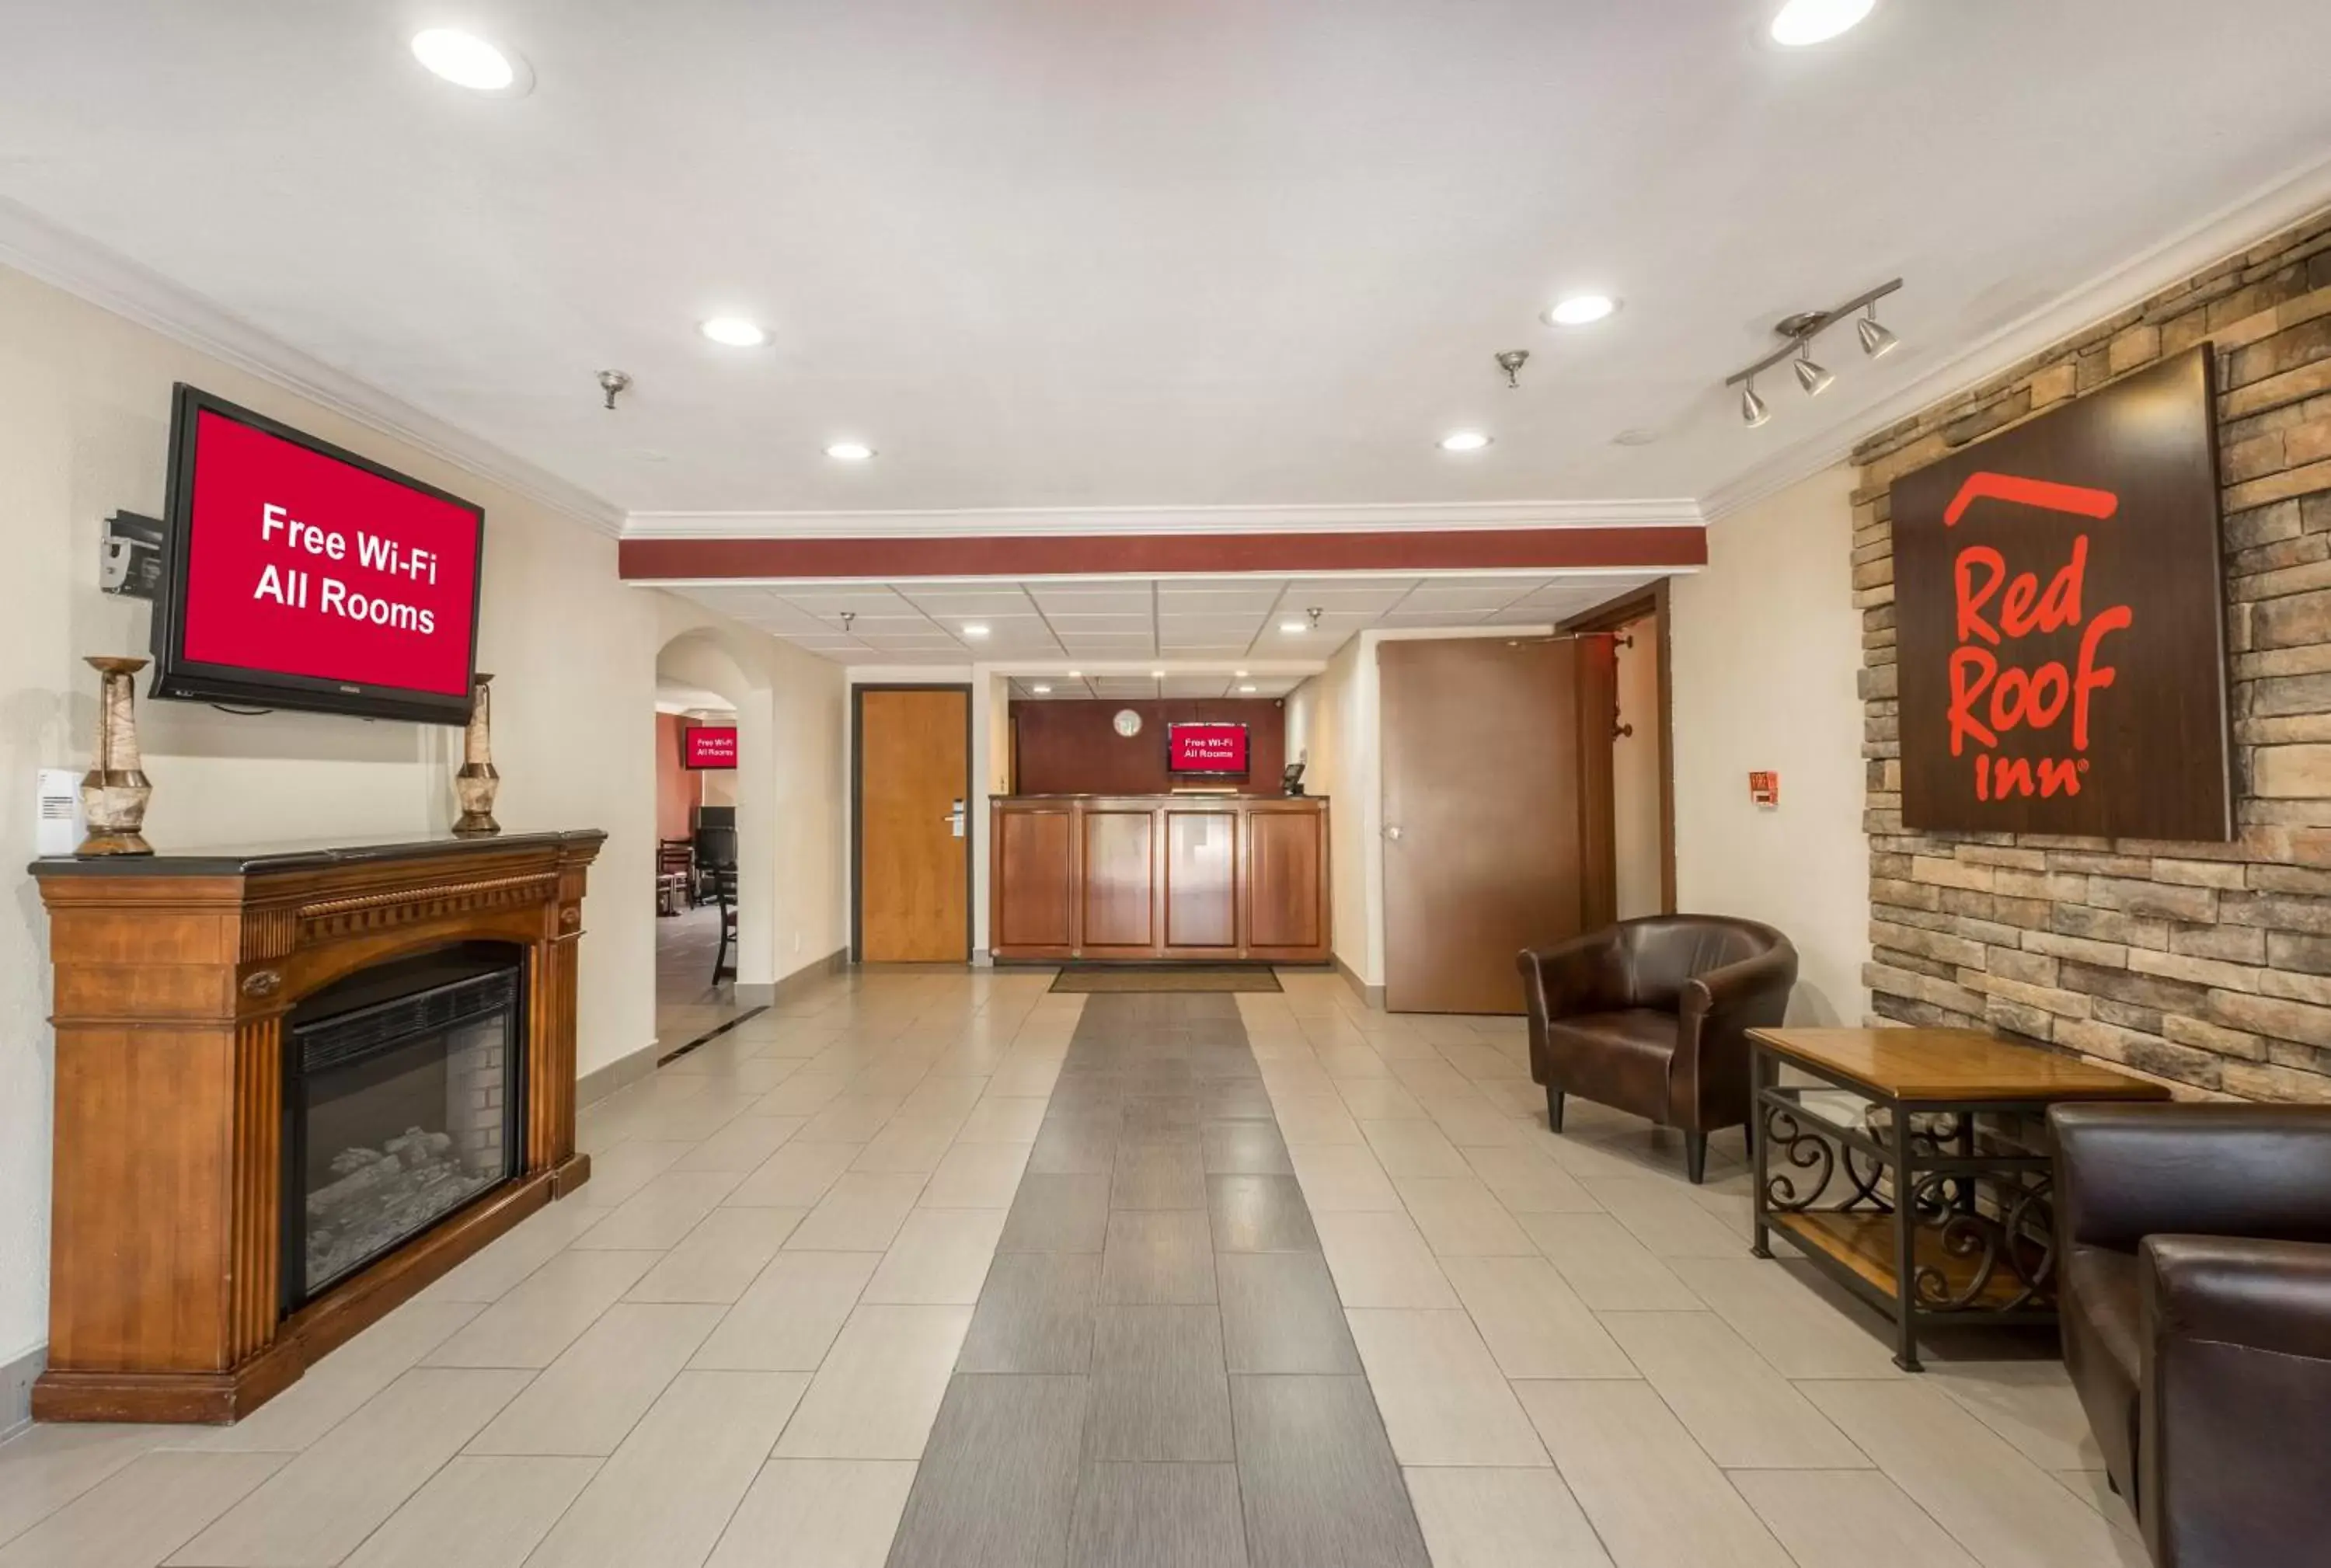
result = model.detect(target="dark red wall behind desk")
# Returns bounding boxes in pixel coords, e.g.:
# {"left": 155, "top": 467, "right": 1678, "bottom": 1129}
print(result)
{"left": 1012, "top": 700, "right": 1287, "bottom": 796}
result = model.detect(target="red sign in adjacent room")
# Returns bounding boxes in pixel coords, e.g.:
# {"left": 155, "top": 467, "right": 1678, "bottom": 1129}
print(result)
{"left": 177, "top": 409, "right": 483, "bottom": 697}
{"left": 685, "top": 725, "right": 739, "bottom": 769}
{"left": 1167, "top": 722, "right": 1249, "bottom": 775}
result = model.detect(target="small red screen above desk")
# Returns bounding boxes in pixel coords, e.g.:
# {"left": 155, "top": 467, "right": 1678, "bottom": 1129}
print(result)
{"left": 1167, "top": 722, "right": 1249, "bottom": 775}
{"left": 684, "top": 726, "right": 738, "bottom": 769}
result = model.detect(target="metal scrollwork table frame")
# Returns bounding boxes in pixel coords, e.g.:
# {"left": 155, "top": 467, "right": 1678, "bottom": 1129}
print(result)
{"left": 1746, "top": 1027, "right": 2169, "bottom": 1372}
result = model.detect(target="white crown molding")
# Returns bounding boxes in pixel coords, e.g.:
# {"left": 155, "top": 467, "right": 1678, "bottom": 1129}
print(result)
{"left": 1699, "top": 145, "right": 2331, "bottom": 522}
{"left": 624, "top": 497, "right": 1704, "bottom": 540}
{"left": 0, "top": 196, "right": 625, "bottom": 537}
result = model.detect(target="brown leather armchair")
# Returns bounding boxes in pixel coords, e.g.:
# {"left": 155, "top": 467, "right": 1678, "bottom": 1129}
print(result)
{"left": 2049, "top": 1103, "right": 2331, "bottom": 1568}
{"left": 1516, "top": 915, "right": 1797, "bottom": 1183}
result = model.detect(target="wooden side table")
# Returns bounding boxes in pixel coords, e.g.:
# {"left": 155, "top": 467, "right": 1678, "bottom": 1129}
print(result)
{"left": 1747, "top": 1027, "right": 2169, "bottom": 1371}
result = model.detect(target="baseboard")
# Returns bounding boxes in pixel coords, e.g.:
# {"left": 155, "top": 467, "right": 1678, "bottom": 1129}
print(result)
{"left": 733, "top": 946, "right": 851, "bottom": 1009}
{"left": 0, "top": 1342, "right": 42, "bottom": 1441}
{"left": 1334, "top": 955, "right": 1386, "bottom": 1010}
{"left": 576, "top": 1039, "right": 660, "bottom": 1108}
{"left": 972, "top": 948, "right": 992, "bottom": 968}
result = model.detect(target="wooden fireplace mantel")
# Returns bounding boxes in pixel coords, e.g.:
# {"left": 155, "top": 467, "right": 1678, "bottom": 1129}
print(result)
{"left": 29, "top": 829, "right": 605, "bottom": 1424}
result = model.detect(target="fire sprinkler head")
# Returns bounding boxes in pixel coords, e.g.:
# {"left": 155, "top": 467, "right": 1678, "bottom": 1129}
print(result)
{"left": 597, "top": 370, "right": 632, "bottom": 411}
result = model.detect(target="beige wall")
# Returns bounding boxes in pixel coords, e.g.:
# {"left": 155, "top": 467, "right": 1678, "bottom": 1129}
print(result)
{"left": 1285, "top": 634, "right": 1379, "bottom": 987}
{"left": 1611, "top": 612, "right": 1664, "bottom": 920}
{"left": 1672, "top": 465, "right": 1871, "bottom": 1024}
{"left": 0, "top": 261, "right": 838, "bottom": 1368}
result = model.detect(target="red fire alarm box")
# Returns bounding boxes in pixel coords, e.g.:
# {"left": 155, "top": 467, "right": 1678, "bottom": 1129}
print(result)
{"left": 1749, "top": 771, "right": 1779, "bottom": 808}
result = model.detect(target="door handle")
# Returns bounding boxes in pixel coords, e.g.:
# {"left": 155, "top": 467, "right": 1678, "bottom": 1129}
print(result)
{"left": 1385, "top": 825, "right": 1403, "bottom": 842}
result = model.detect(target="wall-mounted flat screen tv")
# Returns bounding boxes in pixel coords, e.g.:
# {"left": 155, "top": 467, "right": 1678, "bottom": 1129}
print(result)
{"left": 685, "top": 725, "right": 739, "bottom": 770}
{"left": 1167, "top": 721, "right": 1249, "bottom": 777}
{"left": 148, "top": 384, "right": 486, "bottom": 724}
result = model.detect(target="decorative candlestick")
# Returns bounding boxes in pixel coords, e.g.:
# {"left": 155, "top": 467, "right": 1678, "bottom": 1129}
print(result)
{"left": 78, "top": 657, "right": 155, "bottom": 856}
{"left": 452, "top": 673, "right": 501, "bottom": 837}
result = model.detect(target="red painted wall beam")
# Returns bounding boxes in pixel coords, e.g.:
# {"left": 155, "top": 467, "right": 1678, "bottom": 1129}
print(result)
{"left": 619, "top": 526, "right": 1706, "bottom": 581}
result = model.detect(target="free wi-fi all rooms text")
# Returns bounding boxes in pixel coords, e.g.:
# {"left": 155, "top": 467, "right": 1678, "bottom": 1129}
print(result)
{"left": 246, "top": 502, "right": 444, "bottom": 634}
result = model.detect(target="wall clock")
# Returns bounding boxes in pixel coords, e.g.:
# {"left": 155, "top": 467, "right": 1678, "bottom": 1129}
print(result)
{"left": 1112, "top": 709, "right": 1143, "bottom": 737}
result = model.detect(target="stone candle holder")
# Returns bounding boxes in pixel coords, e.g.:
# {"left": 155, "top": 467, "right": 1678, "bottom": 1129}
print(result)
{"left": 452, "top": 673, "right": 501, "bottom": 837}
{"left": 79, "top": 656, "right": 154, "bottom": 856}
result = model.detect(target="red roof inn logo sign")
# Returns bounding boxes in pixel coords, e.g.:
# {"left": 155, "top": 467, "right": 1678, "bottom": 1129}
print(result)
{"left": 1891, "top": 347, "right": 2232, "bottom": 841}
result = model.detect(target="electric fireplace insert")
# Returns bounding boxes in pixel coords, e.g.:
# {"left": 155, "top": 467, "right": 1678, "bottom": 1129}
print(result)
{"left": 280, "top": 943, "right": 526, "bottom": 1313}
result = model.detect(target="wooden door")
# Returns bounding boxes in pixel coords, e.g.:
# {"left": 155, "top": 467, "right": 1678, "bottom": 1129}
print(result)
{"left": 858, "top": 688, "right": 970, "bottom": 962}
{"left": 1379, "top": 638, "right": 1615, "bottom": 1014}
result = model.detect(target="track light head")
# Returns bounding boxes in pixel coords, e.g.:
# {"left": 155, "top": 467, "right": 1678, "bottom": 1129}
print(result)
{"left": 1857, "top": 305, "right": 1899, "bottom": 359}
{"left": 1793, "top": 343, "right": 1835, "bottom": 397}
{"left": 1740, "top": 381, "right": 1772, "bottom": 427}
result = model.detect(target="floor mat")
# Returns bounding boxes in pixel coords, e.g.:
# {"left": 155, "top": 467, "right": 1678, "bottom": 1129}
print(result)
{"left": 1049, "top": 966, "right": 1286, "bottom": 994}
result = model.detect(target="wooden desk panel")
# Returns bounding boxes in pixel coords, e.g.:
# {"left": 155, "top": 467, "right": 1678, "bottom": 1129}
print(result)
{"left": 993, "top": 806, "right": 1075, "bottom": 952}
{"left": 1165, "top": 808, "right": 1238, "bottom": 951}
{"left": 1082, "top": 809, "right": 1158, "bottom": 952}
{"left": 991, "top": 796, "right": 1329, "bottom": 963}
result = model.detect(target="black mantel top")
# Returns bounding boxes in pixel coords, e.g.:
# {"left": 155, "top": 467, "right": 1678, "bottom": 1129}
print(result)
{"left": 29, "top": 828, "right": 608, "bottom": 880}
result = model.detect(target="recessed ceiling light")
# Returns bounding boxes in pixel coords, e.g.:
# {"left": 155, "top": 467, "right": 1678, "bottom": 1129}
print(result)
{"left": 409, "top": 28, "right": 528, "bottom": 92}
{"left": 1542, "top": 294, "right": 1619, "bottom": 327}
{"left": 1239, "top": 684, "right": 1259, "bottom": 694}
{"left": 963, "top": 624, "right": 990, "bottom": 639}
{"left": 1438, "top": 430, "right": 1492, "bottom": 453}
{"left": 700, "top": 317, "right": 769, "bottom": 348}
{"left": 1279, "top": 621, "right": 1307, "bottom": 635}
{"left": 1770, "top": 0, "right": 1875, "bottom": 46}
{"left": 824, "top": 441, "right": 876, "bottom": 462}
{"left": 1031, "top": 684, "right": 1052, "bottom": 694}
{"left": 1235, "top": 669, "right": 1249, "bottom": 678}
{"left": 1068, "top": 669, "right": 1082, "bottom": 678}
{"left": 1151, "top": 670, "right": 1166, "bottom": 678}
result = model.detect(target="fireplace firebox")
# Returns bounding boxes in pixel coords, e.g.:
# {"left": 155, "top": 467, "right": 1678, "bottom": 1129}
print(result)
{"left": 282, "top": 943, "right": 527, "bottom": 1312}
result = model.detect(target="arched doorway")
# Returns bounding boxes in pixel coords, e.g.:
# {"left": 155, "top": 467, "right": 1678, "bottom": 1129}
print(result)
{"left": 653, "top": 629, "right": 768, "bottom": 1047}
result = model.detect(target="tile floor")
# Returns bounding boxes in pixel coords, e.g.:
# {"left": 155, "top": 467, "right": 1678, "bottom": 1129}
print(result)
{"left": 654, "top": 901, "right": 752, "bottom": 1052}
{"left": 0, "top": 966, "right": 2148, "bottom": 1568}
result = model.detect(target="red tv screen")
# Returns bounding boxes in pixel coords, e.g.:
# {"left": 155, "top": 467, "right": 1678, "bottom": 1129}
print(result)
{"left": 1167, "top": 722, "right": 1249, "bottom": 775}
{"left": 685, "top": 726, "right": 739, "bottom": 770}
{"left": 151, "top": 385, "right": 486, "bottom": 724}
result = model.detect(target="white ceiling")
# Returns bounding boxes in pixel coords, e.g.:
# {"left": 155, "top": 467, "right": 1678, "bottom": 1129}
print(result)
{"left": 674, "top": 572, "right": 1650, "bottom": 665}
{"left": 5, "top": 3, "right": 2330, "bottom": 524}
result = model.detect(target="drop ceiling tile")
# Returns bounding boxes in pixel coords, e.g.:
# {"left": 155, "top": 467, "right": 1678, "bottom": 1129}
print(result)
{"left": 1158, "top": 585, "right": 1282, "bottom": 608}
{"left": 897, "top": 587, "right": 1037, "bottom": 615}
{"left": 1044, "top": 612, "right": 1152, "bottom": 631}
{"left": 1399, "top": 586, "right": 1533, "bottom": 611}
{"left": 772, "top": 588, "right": 916, "bottom": 613}
{"left": 1027, "top": 585, "right": 1153, "bottom": 612}
{"left": 1378, "top": 609, "right": 1493, "bottom": 626}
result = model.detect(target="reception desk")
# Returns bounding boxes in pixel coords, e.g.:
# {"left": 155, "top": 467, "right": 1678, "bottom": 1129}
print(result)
{"left": 990, "top": 794, "right": 1330, "bottom": 963}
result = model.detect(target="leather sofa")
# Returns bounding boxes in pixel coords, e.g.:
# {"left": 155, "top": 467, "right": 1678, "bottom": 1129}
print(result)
{"left": 1516, "top": 915, "right": 1796, "bottom": 1183}
{"left": 2050, "top": 1103, "right": 2331, "bottom": 1568}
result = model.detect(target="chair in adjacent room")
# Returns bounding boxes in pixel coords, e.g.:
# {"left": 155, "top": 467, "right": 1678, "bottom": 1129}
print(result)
{"left": 2049, "top": 1102, "right": 2331, "bottom": 1568}
{"left": 655, "top": 838, "right": 694, "bottom": 915}
{"left": 1517, "top": 914, "right": 1797, "bottom": 1182}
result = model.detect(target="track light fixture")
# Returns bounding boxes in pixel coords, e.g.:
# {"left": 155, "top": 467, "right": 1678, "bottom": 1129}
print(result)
{"left": 1722, "top": 277, "right": 1901, "bottom": 427}
{"left": 1857, "top": 303, "right": 1899, "bottom": 359}
{"left": 1793, "top": 341, "right": 1834, "bottom": 397}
